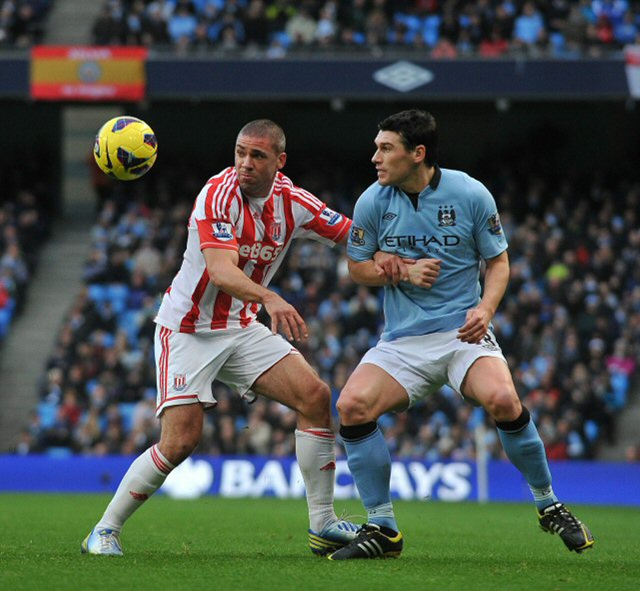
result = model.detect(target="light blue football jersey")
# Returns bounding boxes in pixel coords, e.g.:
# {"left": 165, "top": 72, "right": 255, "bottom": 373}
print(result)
{"left": 347, "top": 167, "right": 508, "bottom": 341}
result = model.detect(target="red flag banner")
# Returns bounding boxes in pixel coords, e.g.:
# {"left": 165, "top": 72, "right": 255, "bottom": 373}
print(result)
{"left": 31, "top": 46, "right": 148, "bottom": 101}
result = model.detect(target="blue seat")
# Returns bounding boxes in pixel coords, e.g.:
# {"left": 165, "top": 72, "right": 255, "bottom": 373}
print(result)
{"left": 107, "top": 283, "right": 130, "bottom": 314}
{"left": 37, "top": 402, "right": 58, "bottom": 429}
{"left": 0, "top": 308, "right": 12, "bottom": 337}
{"left": 87, "top": 283, "right": 109, "bottom": 304}
{"left": 46, "top": 446, "right": 72, "bottom": 458}
{"left": 118, "top": 402, "right": 138, "bottom": 433}
{"left": 270, "top": 31, "right": 292, "bottom": 49}
{"left": 119, "top": 309, "right": 141, "bottom": 344}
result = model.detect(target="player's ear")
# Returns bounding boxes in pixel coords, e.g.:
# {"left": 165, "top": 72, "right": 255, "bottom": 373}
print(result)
{"left": 277, "top": 151, "right": 287, "bottom": 170}
{"left": 413, "top": 145, "right": 426, "bottom": 164}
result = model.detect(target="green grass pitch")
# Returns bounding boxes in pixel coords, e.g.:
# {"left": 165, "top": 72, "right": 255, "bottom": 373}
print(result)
{"left": 1, "top": 494, "right": 639, "bottom": 591}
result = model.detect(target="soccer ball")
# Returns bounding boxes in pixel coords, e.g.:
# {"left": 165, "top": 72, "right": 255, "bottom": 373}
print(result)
{"left": 93, "top": 116, "right": 158, "bottom": 181}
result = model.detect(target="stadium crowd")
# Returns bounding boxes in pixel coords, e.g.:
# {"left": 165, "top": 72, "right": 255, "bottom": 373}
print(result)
{"left": 16, "top": 149, "right": 639, "bottom": 463}
{"left": 0, "top": 153, "right": 52, "bottom": 345}
{"left": 0, "top": 0, "right": 53, "bottom": 46}
{"left": 91, "top": 0, "right": 640, "bottom": 57}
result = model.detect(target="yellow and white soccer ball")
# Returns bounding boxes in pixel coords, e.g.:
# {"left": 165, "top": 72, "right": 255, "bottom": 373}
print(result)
{"left": 93, "top": 116, "right": 158, "bottom": 181}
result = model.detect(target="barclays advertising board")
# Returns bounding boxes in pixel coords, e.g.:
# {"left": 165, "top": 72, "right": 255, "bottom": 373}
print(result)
{"left": 0, "top": 455, "right": 638, "bottom": 506}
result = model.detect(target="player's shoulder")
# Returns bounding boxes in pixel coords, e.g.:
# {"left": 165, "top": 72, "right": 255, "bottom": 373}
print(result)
{"left": 198, "top": 167, "right": 238, "bottom": 201}
{"left": 279, "top": 172, "right": 324, "bottom": 212}
{"left": 440, "top": 168, "right": 492, "bottom": 201}
{"left": 357, "top": 181, "right": 391, "bottom": 208}
{"left": 205, "top": 166, "right": 237, "bottom": 190}
{"left": 194, "top": 167, "right": 240, "bottom": 218}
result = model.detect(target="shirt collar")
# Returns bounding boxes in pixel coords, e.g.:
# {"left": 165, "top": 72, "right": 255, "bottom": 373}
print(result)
{"left": 428, "top": 165, "right": 442, "bottom": 191}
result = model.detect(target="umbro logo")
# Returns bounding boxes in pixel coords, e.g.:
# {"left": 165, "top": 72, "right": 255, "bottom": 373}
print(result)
{"left": 373, "top": 61, "right": 434, "bottom": 93}
{"left": 383, "top": 212, "right": 397, "bottom": 221}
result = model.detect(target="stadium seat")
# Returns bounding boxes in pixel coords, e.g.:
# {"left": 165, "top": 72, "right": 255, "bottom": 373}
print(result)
{"left": 37, "top": 402, "right": 58, "bottom": 429}
{"left": 45, "top": 446, "right": 72, "bottom": 458}
{"left": 118, "top": 403, "right": 138, "bottom": 432}
{"left": 270, "top": 31, "right": 292, "bottom": 49}
{"left": 87, "top": 284, "right": 109, "bottom": 304}
{"left": 422, "top": 15, "right": 442, "bottom": 47}
{"left": 0, "top": 308, "right": 12, "bottom": 338}
{"left": 107, "top": 283, "right": 130, "bottom": 314}
{"left": 119, "top": 309, "right": 141, "bottom": 344}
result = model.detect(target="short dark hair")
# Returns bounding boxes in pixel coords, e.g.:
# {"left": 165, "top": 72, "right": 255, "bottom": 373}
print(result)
{"left": 378, "top": 109, "right": 438, "bottom": 167}
{"left": 237, "top": 119, "right": 286, "bottom": 154}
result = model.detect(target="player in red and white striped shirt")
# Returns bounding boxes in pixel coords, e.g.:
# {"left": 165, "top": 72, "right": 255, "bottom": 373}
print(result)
{"left": 82, "top": 119, "right": 360, "bottom": 557}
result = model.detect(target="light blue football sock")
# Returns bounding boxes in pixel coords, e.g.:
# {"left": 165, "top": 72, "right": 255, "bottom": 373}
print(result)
{"left": 497, "top": 410, "right": 558, "bottom": 511}
{"left": 341, "top": 423, "right": 398, "bottom": 532}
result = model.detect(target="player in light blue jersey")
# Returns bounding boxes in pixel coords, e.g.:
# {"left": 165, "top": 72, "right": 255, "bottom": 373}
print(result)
{"left": 329, "top": 109, "right": 594, "bottom": 560}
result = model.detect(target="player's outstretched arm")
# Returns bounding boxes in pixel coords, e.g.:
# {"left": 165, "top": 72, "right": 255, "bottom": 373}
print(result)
{"left": 203, "top": 248, "right": 307, "bottom": 340}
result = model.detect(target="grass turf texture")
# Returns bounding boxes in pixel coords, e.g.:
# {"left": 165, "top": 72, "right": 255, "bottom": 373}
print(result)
{"left": 1, "top": 494, "right": 638, "bottom": 591}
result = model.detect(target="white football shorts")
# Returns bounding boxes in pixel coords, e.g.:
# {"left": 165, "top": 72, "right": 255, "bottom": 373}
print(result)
{"left": 154, "top": 322, "right": 298, "bottom": 417}
{"left": 359, "top": 328, "right": 507, "bottom": 407}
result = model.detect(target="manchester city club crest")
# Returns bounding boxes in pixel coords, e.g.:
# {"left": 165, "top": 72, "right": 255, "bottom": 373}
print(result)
{"left": 438, "top": 205, "right": 456, "bottom": 227}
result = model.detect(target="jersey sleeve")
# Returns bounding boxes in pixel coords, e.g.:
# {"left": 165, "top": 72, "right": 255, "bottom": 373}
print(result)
{"left": 296, "top": 204, "right": 352, "bottom": 245}
{"left": 471, "top": 180, "right": 508, "bottom": 260}
{"left": 285, "top": 179, "right": 351, "bottom": 245}
{"left": 192, "top": 170, "right": 240, "bottom": 252}
{"left": 346, "top": 188, "right": 380, "bottom": 261}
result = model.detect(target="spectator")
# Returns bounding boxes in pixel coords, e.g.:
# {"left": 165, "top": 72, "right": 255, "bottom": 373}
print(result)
{"left": 168, "top": 2, "right": 199, "bottom": 48}
{"left": 479, "top": 25, "right": 510, "bottom": 57}
{"left": 93, "top": 5, "right": 125, "bottom": 45}
{"left": 613, "top": 10, "right": 638, "bottom": 44}
{"left": 285, "top": 5, "right": 316, "bottom": 46}
{"left": 513, "top": 1, "right": 547, "bottom": 52}
{"left": 243, "top": 0, "right": 269, "bottom": 47}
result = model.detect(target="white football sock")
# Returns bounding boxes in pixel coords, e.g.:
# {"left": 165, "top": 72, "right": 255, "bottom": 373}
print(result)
{"left": 295, "top": 428, "right": 338, "bottom": 533}
{"left": 96, "top": 445, "right": 174, "bottom": 532}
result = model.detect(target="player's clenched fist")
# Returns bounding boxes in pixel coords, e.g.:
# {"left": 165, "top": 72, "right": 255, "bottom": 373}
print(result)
{"left": 406, "top": 258, "right": 441, "bottom": 288}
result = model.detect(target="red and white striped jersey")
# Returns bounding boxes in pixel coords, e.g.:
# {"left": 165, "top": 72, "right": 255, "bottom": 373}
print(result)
{"left": 155, "top": 167, "right": 352, "bottom": 333}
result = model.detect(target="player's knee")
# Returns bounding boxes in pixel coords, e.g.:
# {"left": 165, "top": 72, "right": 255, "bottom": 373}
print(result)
{"left": 483, "top": 386, "right": 520, "bottom": 422}
{"left": 297, "top": 379, "right": 331, "bottom": 421}
{"left": 336, "top": 388, "right": 370, "bottom": 424}
{"left": 158, "top": 431, "right": 200, "bottom": 465}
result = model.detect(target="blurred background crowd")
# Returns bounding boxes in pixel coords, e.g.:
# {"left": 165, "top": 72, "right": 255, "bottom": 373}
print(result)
{"left": 8, "top": 143, "right": 639, "bottom": 463}
{"left": 0, "top": 152, "right": 52, "bottom": 344}
{"left": 2, "top": 0, "right": 639, "bottom": 58}
{"left": 89, "top": 0, "right": 640, "bottom": 57}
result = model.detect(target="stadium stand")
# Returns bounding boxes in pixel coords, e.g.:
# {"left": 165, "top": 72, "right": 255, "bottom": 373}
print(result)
{"left": 0, "top": 154, "right": 53, "bottom": 345}
{"left": 90, "top": 0, "right": 640, "bottom": 57}
{"left": 15, "top": 147, "right": 639, "bottom": 462}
